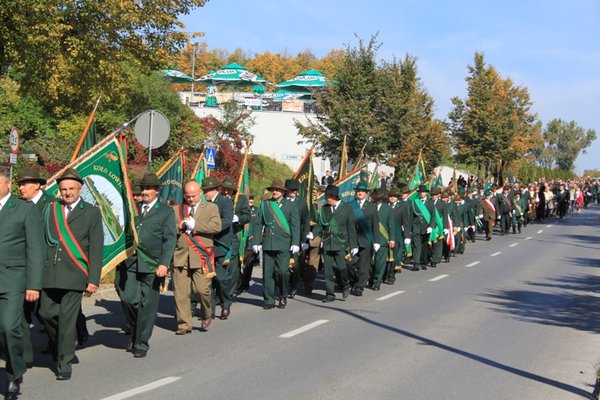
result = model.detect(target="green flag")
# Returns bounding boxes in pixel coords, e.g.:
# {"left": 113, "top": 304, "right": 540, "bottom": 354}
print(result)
{"left": 293, "top": 147, "right": 317, "bottom": 222}
{"left": 45, "top": 132, "right": 136, "bottom": 277}
{"left": 192, "top": 153, "right": 208, "bottom": 184}
{"left": 156, "top": 150, "right": 184, "bottom": 205}
{"left": 408, "top": 151, "right": 426, "bottom": 191}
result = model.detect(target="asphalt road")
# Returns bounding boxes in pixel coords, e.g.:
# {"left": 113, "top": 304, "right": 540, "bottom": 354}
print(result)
{"left": 6, "top": 206, "right": 600, "bottom": 400}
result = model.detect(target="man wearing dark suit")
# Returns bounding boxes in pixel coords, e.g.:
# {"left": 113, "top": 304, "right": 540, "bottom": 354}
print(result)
{"left": 116, "top": 173, "right": 176, "bottom": 358}
{"left": 349, "top": 181, "right": 380, "bottom": 296}
{"left": 252, "top": 180, "right": 300, "bottom": 309}
{"left": 410, "top": 185, "right": 437, "bottom": 271}
{"left": 237, "top": 195, "right": 258, "bottom": 294}
{"left": 171, "top": 179, "right": 222, "bottom": 334}
{"left": 220, "top": 177, "right": 251, "bottom": 299}
{"left": 284, "top": 178, "right": 310, "bottom": 298}
{"left": 313, "top": 185, "right": 358, "bottom": 302}
{"left": 386, "top": 185, "right": 413, "bottom": 281}
{"left": 370, "top": 188, "right": 397, "bottom": 290}
{"left": 0, "top": 167, "right": 45, "bottom": 400}
{"left": 430, "top": 187, "right": 445, "bottom": 268}
{"left": 39, "top": 168, "right": 103, "bottom": 381}
{"left": 203, "top": 179, "right": 234, "bottom": 320}
{"left": 16, "top": 168, "right": 52, "bottom": 369}
{"left": 496, "top": 186, "right": 513, "bottom": 235}
{"left": 556, "top": 184, "right": 570, "bottom": 219}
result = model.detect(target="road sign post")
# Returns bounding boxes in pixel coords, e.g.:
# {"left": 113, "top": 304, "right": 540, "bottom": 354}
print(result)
{"left": 206, "top": 148, "right": 216, "bottom": 169}
{"left": 8, "top": 127, "right": 19, "bottom": 180}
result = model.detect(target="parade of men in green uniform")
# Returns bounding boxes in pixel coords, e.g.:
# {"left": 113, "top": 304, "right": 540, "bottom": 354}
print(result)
{"left": 0, "top": 167, "right": 46, "bottom": 400}
{"left": 16, "top": 168, "right": 52, "bottom": 369}
{"left": 313, "top": 185, "right": 358, "bottom": 302}
{"left": 39, "top": 168, "right": 103, "bottom": 381}
{"left": 349, "top": 181, "right": 380, "bottom": 296}
{"left": 115, "top": 172, "right": 176, "bottom": 357}
{"left": 284, "top": 178, "right": 310, "bottom": 298}
{"left": 252, "top": 179, "right": 300, "bottom": 309}
{"left": 370, "top": 188, "right": 397, "bottom": 290}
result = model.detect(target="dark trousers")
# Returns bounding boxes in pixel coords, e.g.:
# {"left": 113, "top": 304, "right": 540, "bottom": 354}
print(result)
{"left": 39, "top": 289, "right": 82, "bottom": 374}
{"left": 431, "top": 238, "right": 443, "bottom": 264}
{"left": 227, "top": 248, "right": 241, "bottom": 298}
{"left": 351, "top": 246, "right": 372, "bottom": 290}
{"left": 115, "top": 267, "right": 162, "bottom": 352}
{"left": 0, "top": 292, "right": 26, "bottom": 381}
{"left": 412, "top": 233, "right": 429, "bottom": 267}
{"left": 500, "top": 213, "right": 511, "bottom": 233}
{"left": 371, "top": 246, "right": 390, "bottom": 287}
{"left": 322, "top": 250, "right": 350, "bottom": 299}
{"left": 21, "top": 299, "right": 38, "bottom": 365}
{"left": 262, "top": 250, "right": 291, "bottom": 305}
{"left": 211, "top": 256, "right": 232, "bottom": 315}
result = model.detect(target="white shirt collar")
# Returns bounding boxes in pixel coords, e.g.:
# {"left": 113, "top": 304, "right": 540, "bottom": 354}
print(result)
{"left": 31, "top": 190, "right": 43, "bottom": 204}
{"left": 0, "top": 192, "right": 11, "bottom": 208}
{"left": 66, "top": 197, "right": 81, "bottom": 210}
{"left": 142, "top": 198, "right": 158, "bottom": 210}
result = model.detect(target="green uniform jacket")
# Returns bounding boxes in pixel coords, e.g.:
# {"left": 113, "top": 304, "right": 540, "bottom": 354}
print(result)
{"left": 232, "top": 194, "right": 251, "bottom": 251}
{"left": 496, "top": 193, "right": 512, "bottom": 215}
{"left": 411, "top": 197, "right": 437, "bottom": 234}
{"left": 289, "top": 196, "right": 310, "bottom": 242}
{"left": 393, "top": 200, "right": 414, "bottom": 241}
{"left": 0, "top": 194, "right": 45, "bottom": 292}
{"left": 253, "top": 198, "right": 300, "bottom": 251}
{"left": 34, "top": 190, "right": 52, "bottom": 215}
{"left": 314, "top": 201, "right": 358, "bottom": 252}
{"left": 376, "top": 203, "right": 397, "bottom": 247}
{"left": 123, "top": 201, "right": 176, "bottom": 273}
{"left": 212, "top": 193, "right": 233, "bottom": 258}
{"left": 350, "top": 199, "right": 381, "bottom": 248}
{"left": 43, "top": 199, "right": 104, "bottom": 290}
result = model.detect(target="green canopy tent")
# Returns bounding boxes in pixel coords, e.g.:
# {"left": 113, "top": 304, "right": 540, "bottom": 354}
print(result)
{"left": 275, "top": 69, "right": 328, "bottom": 92}
{"left": 196, "top": 63, "right": 270, "bottom": 104}
{"left": 160, "top": 68, "right": 194, "bottom": 83}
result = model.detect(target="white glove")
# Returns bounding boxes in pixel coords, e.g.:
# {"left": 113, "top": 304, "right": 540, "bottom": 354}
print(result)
{"left": 457, "top": 227, "right": 461, "bottom": 232}
{"left": 306, "top": 232, "right": 314, "bottom": 240}
{"left": 290, "top": 245, "right": 300, "bottom": 254}
{"left": 404, "top": 238, "right": 411, "bottom": 245}
{"left": 443, "top": 229, "right": 449, "bottom": 235}
{"left": 233, "top": 214, "right": 239, "bottom": 223}
{"left": 478, "top": 214, "right": 483, "bottom": 219}
{"left": 350, "top": 248, "right": 359, "bottom": 256}
{"left": 301, "top": 243, "right": 310, "bottom": 251}
{"left": 184, "top": 217, "right": 195, "bottom": 230}
{"left": 497, "top": 215, "right": 501, "bottom": 220}
{"left": 373, "top": 243, "right": 381, "bottom": 252}
{"left": 252, "top": 245, "right": 262, "bottom": 254}
{"left": 471, "top": 225, "right": 476, "bottom": 230}
{"left": 426, "top": 227, "right": 433, "bottom": 234}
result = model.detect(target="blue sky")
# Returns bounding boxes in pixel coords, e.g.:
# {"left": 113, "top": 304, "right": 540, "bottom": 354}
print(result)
{"left": 181, "top": 0, "right": 600, "bottom": 173}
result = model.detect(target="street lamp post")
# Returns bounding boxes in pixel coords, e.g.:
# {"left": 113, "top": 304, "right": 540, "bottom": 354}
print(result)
{"left": 190, "top": 42, "right": 198, "bottom": 106}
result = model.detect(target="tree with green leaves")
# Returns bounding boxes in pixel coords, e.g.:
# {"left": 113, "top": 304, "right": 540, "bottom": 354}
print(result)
{"left": 542, "top": 119, "right": 597, "bottom": 172}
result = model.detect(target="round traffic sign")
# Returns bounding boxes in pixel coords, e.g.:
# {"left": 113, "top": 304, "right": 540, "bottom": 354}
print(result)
{"left": 134, "top": 110, "right": 170, "bottom": 150}
{"left": 9, "top": 127, "right": 19, "bottom": 154}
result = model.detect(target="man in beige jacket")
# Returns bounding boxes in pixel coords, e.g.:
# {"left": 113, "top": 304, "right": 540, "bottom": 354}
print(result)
{"left": 172, "top": 179, "right": 221, "bottom": 334}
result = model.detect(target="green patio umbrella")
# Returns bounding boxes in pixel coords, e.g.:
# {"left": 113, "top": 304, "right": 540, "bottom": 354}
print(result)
{"left": 160, "top": 68, "right": 194, "bottom": 83}
{"left": 272, "top": 89, "right": 312, "bottom": 102}
{"left": 276, "top": 69, "right": 328, "bottom": 91}
{"left": 196, "top": 63, "right": 269, "bottom": 87}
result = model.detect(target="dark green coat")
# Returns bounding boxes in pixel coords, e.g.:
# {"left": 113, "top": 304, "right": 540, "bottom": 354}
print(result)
{"left": 33, "top": 190, "right": 52, "bottom": 215}
{"left": 314, "top": 201, "right": 358, "bottom": 252}
{"left": 350, "top": 199, "right": 381, "bottom": 248}
{"left": 288, "top": 196, "right": 310, "bottom": 241}
{"left": 123, "top": 201, "right": 176, "bottom": 273}
{"left": 0, "top": 194, "right": 45, "bottom": 292}
{"left": 232, "top": 194, "right": 251, "bottom": 252}
{"left": 375, "top": 203, "right": 397, "bottom": 247}
{"left": 253, "top": 198, "right": 300, "bottom": 251}
{"left": 411, "top": 197, "right": 437, "bottom": 234}
{"left": 43, "top": 199, "right": 104, "bottom": 290}
{"left": 212, "top": 193, "right": 233, "bottom": 258}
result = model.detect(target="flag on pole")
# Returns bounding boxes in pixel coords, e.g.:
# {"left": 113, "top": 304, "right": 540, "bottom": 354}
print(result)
{"left": 156, "top": 149, "right": 184, "bottom": 205}
{"left": 45, "top": 131, "right": 136, "bottom": 277}
{"left": 293, "top": 147, "right": 318, "bottom": 222}
{"left": 332, "top": 168, "right": 362, "bottom": 203}
{"left": 71, "top": 98, "right": 101, "bottom": 162}
{"left": 369, "top": 163, "right": 380, "bottom": 190}
{"left": 191, "top": 153, "right": 208, "bottom": 184}
{"left": 432, "top": 171, "right": 443, "bottom": 188}
{"left": 338, "top": 135, "right": 348, "bottom": 179}
{"left": 408, "top": 150, "right": 426, "bottom": 191}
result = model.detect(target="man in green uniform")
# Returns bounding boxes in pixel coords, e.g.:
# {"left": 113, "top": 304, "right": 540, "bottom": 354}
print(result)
{"left": 221, "top": 177, "right": 251, "bottom": 299}
{"left": 370, "top": 188, "right": 397, "bottom": 291}
{"left": 116, "top": 173, "right": 176, "bottom": 357}
{"left": 410, "top": 185, "right": 436, "bottom": 271}
{"left": 0, "top": 167, "right": 45, "bottom": 400}
{"left": 16, "top": 168, "right": 51, "bottom": 369}
{"left": 284, "top": 178, "right": 310, "bottom": 298}
{"left": 349, "top": 181, "right": 380, "bottom": 296}
{"left": 313, "top": 185, "right": 358, "bottom": 302}
{"left": 252, "top": 180, "right": 300, "bottom": 309}
{"left": 39, "top": 168, "right": 103, "bottom": 381}
{"left": 236, "top": 195, "right": 258, "bottom": 295}
{"left": 430, "top": 187, "right": 445, "bottom": 268}
{"left": 204, "top": 180, "right": 234, "bottom": 320}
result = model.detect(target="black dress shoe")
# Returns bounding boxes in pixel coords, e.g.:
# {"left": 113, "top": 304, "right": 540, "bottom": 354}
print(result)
{"left": 133, "top": 348, "right": 147, "bottom": 358}
{"left": 26, "top": 362, "right": 33, "bottom": 369}
{"left": 56, "top": 372, "right": 72, "bottom": 381}
{"left": 5, "top": 378, "right": 21, "bottom": 399}
{"left": 278, "top": 298, "right": 287, "bottom": 309}
{"left": 263, "top": 304, "right": 275, "bottom": 310}
{"left": 342, "top": 286, "right": 351, "bottom": 299}
{"left": 287, "top": 288, "right": 297, "bottom": 299}
{"left": 371, "top": 286, "right": 380, "bottom": 291}
{"left": 220, "top": 307, "right": 230, "bottom": 320}
{"left": 322, "top": 297, "right": 335, "bottom": 303}
{"left": 352, "top": 288, "right": 363, "bottom": 297}
{"left": 421, "top": 264, "right": 427, "bottom": 270}
{"left": 126, "top": 339, "right": 133, "bottom": 352}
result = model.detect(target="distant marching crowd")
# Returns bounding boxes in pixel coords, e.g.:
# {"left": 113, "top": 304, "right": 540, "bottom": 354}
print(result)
{"left": 1, "top": 163, "right": 597, "bottom": 399}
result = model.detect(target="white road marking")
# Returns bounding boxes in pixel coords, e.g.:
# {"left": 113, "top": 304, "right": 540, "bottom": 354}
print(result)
{"left": 525, "top": 236, "right": 532, "bottom": 240}
{"left": 546, "top": 224, "right": 552, "bottom": 228}
{"left": 537, "top": 229, "right": 543, "bottom": 234}
{"left": 280, "top": 320, "right": 329, "bottom": 338}
{"left": 101, "top": 377, "right": 181, "bottom": 400}
{"left": 465, "top": 261, "right": 480, "bottom": 268}
{"left": 491, "top": 252, "right": 502, "bottom": 257}
{"left": 429, "top": 274, "right": 449, "bottom": 282}
{"left": 376, "top": 290, "right": 405, "bottom": 301}
{"left": 509, "top": 243, "right": 518, "bottom": 248}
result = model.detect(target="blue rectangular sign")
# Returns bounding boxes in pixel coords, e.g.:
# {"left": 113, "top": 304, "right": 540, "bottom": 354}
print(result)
{"left": 206, "top": 148, "right": 216, "bottom": 169}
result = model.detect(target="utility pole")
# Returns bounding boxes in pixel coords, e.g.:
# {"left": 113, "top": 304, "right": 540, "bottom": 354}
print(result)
{"left": 190, "top": 42, "right": 198, "bottom": 106}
